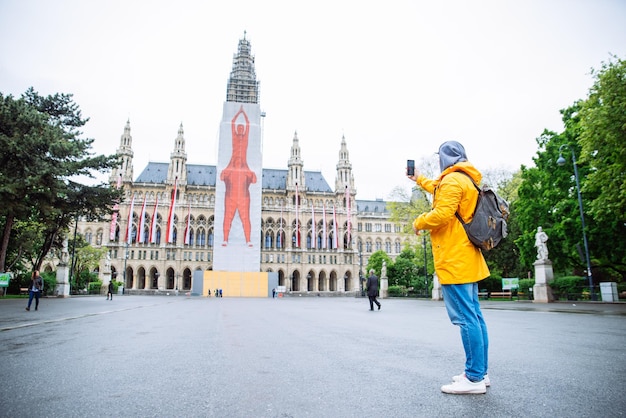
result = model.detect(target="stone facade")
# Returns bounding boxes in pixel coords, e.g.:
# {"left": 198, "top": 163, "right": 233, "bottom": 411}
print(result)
{"left": 73, "top": 34, "right": 415, "bottom": 296}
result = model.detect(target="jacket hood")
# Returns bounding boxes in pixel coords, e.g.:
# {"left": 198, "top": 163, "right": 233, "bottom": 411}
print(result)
{"left": 438, "top": 141, "right": 467, "bottom": 172}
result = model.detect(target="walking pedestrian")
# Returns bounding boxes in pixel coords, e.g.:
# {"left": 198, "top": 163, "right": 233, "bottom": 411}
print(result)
{"left": 366, "top": 269, "right": 381, "bottom": 311}
{"left": 25, "top": 270, "right": 43, "bottom": 311}
{"left": 408, "top": 141, "right": 490, "bottom": 395}
{"left": 107, "top": 280, "right": 114, "bottom": 300}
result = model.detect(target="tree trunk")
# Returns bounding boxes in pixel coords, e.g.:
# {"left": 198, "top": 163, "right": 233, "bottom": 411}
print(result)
{"left": 0, "top": 214, "right": 14, "bottom": 272}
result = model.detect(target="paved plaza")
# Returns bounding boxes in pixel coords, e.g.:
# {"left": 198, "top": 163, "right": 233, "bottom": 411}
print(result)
{"left": 1, "top": 295, "right": 625, "bottom": 418}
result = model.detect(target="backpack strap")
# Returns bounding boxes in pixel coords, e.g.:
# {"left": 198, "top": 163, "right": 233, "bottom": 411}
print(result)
{"left": 454, "top": 171, "right": 480, "bottom": 225}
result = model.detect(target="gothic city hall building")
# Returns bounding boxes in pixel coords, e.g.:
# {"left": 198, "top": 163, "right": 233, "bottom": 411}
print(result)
{"left": 75, "top": 34, "right": 414, "bottom": 296}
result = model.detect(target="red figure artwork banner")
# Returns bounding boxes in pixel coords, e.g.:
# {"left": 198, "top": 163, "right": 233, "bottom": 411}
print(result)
{"left": 213, "top": 103, "right": 262, "bottom": 272}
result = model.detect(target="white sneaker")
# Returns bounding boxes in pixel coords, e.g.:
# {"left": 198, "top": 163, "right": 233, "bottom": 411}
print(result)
{"left": 441, "top": 375, "right": 487, "bottom": 394}
{"left": 453, "top": 372, "right": 490, "bottom": 387}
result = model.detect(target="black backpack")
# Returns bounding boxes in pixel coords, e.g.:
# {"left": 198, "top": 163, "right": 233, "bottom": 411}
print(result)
{"left": 455, "top": 172, "right": 510, "bottom": 251}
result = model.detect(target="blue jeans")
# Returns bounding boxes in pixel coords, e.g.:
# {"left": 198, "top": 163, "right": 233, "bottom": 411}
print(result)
{"left": 27, "top": 290, "right": 40, "bottom": 309}
{"left": 441, "top": 283, "right": 488, "bottom": 382}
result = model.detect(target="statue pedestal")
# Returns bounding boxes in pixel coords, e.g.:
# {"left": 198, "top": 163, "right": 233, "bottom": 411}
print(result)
{"left": 101, "top": 271, "right": 112, "bottom": 295}
{"left": 55, "top": 263, "right": 70, "bottom": 298}
{"left": 380, "top": 278, "right": 388, "bottom": 299}
{"left": 431, "top": 273, "right": 443, "bottom": 301}
{"left": 533, "top": 259, "right": 554, "bottom": 303}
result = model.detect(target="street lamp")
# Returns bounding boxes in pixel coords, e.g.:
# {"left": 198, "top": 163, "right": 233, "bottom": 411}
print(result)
{"left": 358, "top": 249, "right": 364, "bottom": 296}
{"left": 557, "top": 144, "right": 595, "bottom": 300}
{"left": 122, "top": 241, "right": 129, "bottom": 295}
{"left": 422, "top": 232, "right": 428, "bottom": 296}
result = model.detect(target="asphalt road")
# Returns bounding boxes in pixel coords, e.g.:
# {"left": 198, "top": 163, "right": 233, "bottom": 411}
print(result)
{"left": 1, "top": 295, "right": 625, "bottom": 418}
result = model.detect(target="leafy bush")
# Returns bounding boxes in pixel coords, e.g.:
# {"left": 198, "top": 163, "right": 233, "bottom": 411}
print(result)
{"left": 550, "top": 276, "right": 586, "bottom": 300}
{"left": 387, "top": 285, "right": 406, "bottom": 297}
{"left": 518, "top": 278, "right": 535, "bottom": 294}
{"left": 88, "top": 280, "right": 103, "bottom": 294}
{"left": 41, "top": 272, "right": 56, "bottom": 296}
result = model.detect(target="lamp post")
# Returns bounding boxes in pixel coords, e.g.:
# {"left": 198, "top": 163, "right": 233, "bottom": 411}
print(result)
{"left": 422, "top": 232, "right": 428, "bottom": 296}
{"left": 122, "top": 241, "right": 129, "bottom": 295}
{"left": 358, "top": 249, "right": 364, "bottom": 296}
{"left": 557, "top": 144, "right": 595, "bottom": 300}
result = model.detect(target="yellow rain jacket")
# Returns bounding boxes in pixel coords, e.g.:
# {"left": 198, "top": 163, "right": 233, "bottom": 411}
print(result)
{"left": 413, "top": 161, "right": 490, "bottom": 285}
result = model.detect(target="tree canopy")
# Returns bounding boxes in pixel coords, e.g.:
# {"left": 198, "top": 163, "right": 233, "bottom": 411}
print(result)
{"left": 0, "top": 88, "right": 122, "bottom": 274}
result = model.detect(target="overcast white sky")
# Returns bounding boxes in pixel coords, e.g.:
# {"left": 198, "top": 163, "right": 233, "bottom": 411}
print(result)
{"left": 1, "top": 0, "right": 625, "bottom": 200}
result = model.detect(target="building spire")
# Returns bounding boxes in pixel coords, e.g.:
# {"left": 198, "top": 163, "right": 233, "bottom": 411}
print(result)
{"left": 335, "top": 134, "right": 355, "bottom": 194}
{"left": 287, "top": 131, "right": 305, "bottom": 191}
{"left": 110, "top": 119, "right": 134, "bottom": 184}
{"left": 226, "top": 32, "right": 259, "bottom": 104}
{"left": 168, "top": 123, "right": 187, "bottom": 185}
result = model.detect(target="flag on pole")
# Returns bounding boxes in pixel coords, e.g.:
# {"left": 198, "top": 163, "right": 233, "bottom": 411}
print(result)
{"left": 295, "top": 183, "right": 300, "bottom": 248}
{"left": 166, "top": 178, "right": 178, "bottom": 243}
{"left": 278, "top": 202, "right": 283, "bottom": 248}
{"left": 345, "top": 186, "right": 351, "bottom": 247}
{"left": 332, "top": 204, "right": 338, "bottom": 249}
{"left": 184, "top": 202, "right": 191, "bottom": 245}
{"left": 149, "top": 196, "right": 159, "bottom": 244}
{"left": 110, "top": 174, "right": 122, "bottom": 240}
{"left": 311, "top": 202, "right": 316, "bottom": 249}
{"left": 322, "top": 202, "right": 327, "bottom": 249}
{"left": 138, "top": 195, "right": 147, "bottom": 243}
{"left": 125, "top": 194, "right": 135, "bottom": 245}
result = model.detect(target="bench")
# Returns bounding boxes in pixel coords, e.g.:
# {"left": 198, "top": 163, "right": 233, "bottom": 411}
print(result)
{"left": 20, "top": 287, "right": 29, "bottom": 295}
{"left": 479, "top": 291, "right": 513, "bottom": 300}
{"left": 489, "top": 291, "right": 512, "bottom": 300}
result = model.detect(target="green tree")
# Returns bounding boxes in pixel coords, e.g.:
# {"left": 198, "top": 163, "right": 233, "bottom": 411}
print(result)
{"left": 576, "top": 56, "right": 626, "bottom": 278}
{"left": 388, "top": 248, "right": 420, "bottom": 288}
{"left": 578, "top": 56, "right": 626, "bottom": 224}
{"left": 0, "top": 89, "right": 121, "bottom": 274}
{"left": 71, "top": 236, "right": 107, "bottom": 292}
{"left": 365, "top": 250, "right": 392, "bottom": 279}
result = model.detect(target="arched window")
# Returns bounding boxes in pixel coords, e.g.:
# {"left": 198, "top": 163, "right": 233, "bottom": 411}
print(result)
{"left": 197, "top": 228, "right": 206, "bottom": 246}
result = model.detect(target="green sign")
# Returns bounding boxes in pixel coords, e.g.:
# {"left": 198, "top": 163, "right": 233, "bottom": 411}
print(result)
{"left": 502, "top": 278, "right": 519, "bottom": 290}
{"left": 0, "top": 272, "right": 12, "bottom": 288}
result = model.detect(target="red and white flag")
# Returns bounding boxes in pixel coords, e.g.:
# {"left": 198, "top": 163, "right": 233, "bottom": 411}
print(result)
{"left": 125, "top": 194, "right": 135, "bottom": 245}
{"left": 322, "top": 202, "right": 327, "bottom": 249}
{"left": 345, "top": 186, "right": 351, "bottom": 247}
{"left": 184, "top": 202, "right": 191, "bottom": 245}
{"left": 166, "top": 178, "right": 177, "bottom": 243}
{"left": 295, "top": 183, "right": 300, "bottom": 248}
{"left": 332, "top": 204, "right": 338, "bottom": 249}
{"left": 279, "top": 203, "right": 283, "bottom": 248}
{"left": 138, "top": 195, "right": 147, "bottom": 243}
{"left": 149, "top": 196, "right": 159, "bottom": 244}
{"left": 311, "top": 203, "right": 316, "bottom": 249}
{"left": 110, "top": 174, "right": 122, "bottom": 240}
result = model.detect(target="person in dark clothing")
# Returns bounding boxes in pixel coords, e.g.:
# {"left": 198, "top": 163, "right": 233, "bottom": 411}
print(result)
{"left": 107, "top": 281, "right": 114, "bottom": 300}
{"left": 366, "top": 269, "right": 381, "bottom": 311}
{"left": 26, "top": 270, "right": 43, "bottom": 311}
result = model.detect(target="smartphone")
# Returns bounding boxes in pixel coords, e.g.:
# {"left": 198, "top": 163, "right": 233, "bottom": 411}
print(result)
{"left": 407, "top": 159, "right": 415, "bottom": 176}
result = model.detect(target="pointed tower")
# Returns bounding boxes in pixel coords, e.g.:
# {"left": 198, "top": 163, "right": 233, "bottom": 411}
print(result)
{"left": 110, "top": 120, "right": 134, "bottom": 184}
{"left": 335, "top": 134, "right": 356, "bottom": 250}
{"left": 286, "top": 131, "right": 305, "bottom": 192}
{"left": 335, "top": 134, "right": 355, "bottom": 197}
{"left": 226, "top": 31, "right": 259, "bottom": 104}
{"left": 213, "top": 32, "right": 263, "bottom": 272}
{"left": 168, "top": 123, "right": 187, "bottom": 185}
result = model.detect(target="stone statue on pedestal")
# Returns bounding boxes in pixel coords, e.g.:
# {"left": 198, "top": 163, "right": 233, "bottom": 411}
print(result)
{"left": 59, "top": 237, "right": 70, "bottom": 266}
{"left": 535, "top": 226, "right": 549, "bottom": 261}
{"left": 533, "top": 226, "right": 554, "bottom": 303}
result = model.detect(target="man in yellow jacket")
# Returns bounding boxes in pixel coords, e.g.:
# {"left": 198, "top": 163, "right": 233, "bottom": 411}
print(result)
{"left": 408, "top": 141, "right": 490, "bottom": 395}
